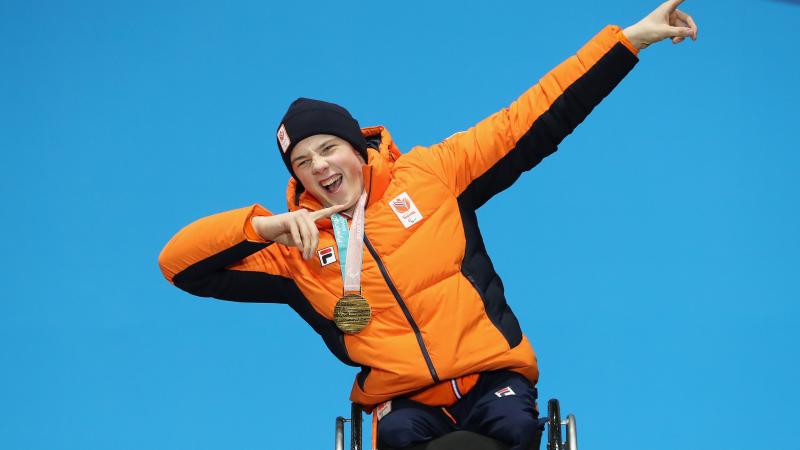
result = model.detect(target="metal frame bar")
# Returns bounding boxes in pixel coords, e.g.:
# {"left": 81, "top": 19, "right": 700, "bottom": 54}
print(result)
{"left": 563, "top": 414, "right": 578, "bottom": 450}
{"left": 334, "top": 416, "right": 346, "bottom": 450}
{"left": 350, "top": 403, "right": 362, "bottom": 450}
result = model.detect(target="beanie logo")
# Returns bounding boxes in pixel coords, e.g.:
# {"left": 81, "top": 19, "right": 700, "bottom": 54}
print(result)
{"left": 277, "top": 124, "right": 291, "bottom": 153}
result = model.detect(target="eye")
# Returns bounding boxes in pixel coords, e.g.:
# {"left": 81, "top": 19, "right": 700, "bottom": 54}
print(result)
{"left": 322, "top": 144, "right": 335, "bottom": 154}
{"left": 295, "top": 159, "right": 309, "bottom": 168}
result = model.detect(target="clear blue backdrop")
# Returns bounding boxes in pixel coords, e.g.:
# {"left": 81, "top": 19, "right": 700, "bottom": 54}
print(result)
{"left": 2, "top": 1, "right": 798, "bottom": 449}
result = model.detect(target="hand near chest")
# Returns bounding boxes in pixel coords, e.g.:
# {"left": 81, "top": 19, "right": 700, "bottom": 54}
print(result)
{"left": 252, "top": 204, "right": 348, "bottom": 260}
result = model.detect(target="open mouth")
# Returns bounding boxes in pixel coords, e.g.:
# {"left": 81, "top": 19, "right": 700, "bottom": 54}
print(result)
{"left": 320, "top": 174, "right": 343, "bottom": 194}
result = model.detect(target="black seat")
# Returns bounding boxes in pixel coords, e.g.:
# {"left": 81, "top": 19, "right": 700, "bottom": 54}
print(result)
{"left": 380, "top": 430, "right": 509, "bottom": 450}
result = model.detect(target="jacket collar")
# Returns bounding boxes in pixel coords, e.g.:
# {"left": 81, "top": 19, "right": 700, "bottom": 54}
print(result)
{"left": 285, "top": 126, "right": 401, "bottom": 229}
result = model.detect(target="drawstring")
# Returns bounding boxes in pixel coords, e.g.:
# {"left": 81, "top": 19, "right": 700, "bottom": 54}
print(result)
{"left": 371, "top": 412, "right": 378, "bottom": 450}
{"left": 441, "top": 407, "right": 457, "bottom": 425}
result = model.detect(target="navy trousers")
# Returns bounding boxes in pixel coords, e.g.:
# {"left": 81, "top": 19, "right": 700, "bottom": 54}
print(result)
{"left": 377, "top": 371, "right": 542, "bottom": 450}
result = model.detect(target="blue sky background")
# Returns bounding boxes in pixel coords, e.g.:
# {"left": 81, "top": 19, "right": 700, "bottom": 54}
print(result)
{"left": 2, "top": 1, "right": 798, "bottom": 449}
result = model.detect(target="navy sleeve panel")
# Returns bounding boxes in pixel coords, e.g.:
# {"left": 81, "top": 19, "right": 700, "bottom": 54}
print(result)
{"left": 172, "top": 240, "right": 281, "bottom": 301}
{"left": 171, "top": 239, "right": 357, "bottom": 366}
{"left": 458, "top": 201, "right": 523, "bottom": 349}
{"left": 462, "top": 42, "right": 638, "bottom": 210}
{"left": 286, "top": 281, "right": 359, "bottom": 367}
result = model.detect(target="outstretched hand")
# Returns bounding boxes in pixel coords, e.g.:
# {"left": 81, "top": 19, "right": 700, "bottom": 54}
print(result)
{"left": 623, "top": 0, "right": 698, "bottom": 50}
{"left": 252, "top": 204, "right": 348, "bottom": 260}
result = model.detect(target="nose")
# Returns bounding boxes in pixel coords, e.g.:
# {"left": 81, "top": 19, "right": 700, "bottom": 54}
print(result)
{"left": 310, "top": 155, "right": 329, "bottom": 174}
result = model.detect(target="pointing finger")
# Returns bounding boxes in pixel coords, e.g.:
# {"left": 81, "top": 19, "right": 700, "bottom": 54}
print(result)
{"left": 311, "top": 204, "right": 349, "bottom": 221}
{"left": 663, "top": 0, "right": 686, "bottom": 13}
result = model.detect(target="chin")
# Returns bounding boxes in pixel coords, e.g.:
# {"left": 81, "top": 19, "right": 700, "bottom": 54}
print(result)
{"left": 336, "top": 192, "right": 358, "bottom": 212}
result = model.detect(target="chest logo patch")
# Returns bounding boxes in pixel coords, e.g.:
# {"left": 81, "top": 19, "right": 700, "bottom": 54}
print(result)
{"left": 389, "top": 192, "right": 423, "bottom": 229}
{"left": 318, "top": 246, "right": 336, "bottom": 267}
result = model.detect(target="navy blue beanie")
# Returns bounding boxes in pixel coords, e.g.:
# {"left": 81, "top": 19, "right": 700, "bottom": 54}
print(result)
{"left": 276, "top": 98, "right": 368, "bottom": 181}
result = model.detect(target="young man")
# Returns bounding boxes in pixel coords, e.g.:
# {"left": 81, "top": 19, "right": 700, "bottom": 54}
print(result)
{"left": 159, "top": 2, "right": 697, "bottom": 449}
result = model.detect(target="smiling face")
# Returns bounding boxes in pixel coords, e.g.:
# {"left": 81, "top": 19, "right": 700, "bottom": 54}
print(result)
{"left": 290, "top": 134, "right": 366, "bottom": 213}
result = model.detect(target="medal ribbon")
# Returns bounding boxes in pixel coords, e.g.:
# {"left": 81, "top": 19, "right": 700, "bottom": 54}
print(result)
{"left": 330, "top": 192, "right": 367, "bottom": 294}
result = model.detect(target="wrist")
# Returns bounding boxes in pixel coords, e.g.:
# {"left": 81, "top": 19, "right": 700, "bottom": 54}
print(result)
{"left": 623, "top": 24, "right": 646, "bottom": 50}
{"left": 250, "top": 216, "right": 272, "bottom": 241}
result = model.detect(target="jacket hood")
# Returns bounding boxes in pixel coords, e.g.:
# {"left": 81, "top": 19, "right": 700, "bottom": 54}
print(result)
{"left": 285, "top": 125, "right": 402, "bottom": 228}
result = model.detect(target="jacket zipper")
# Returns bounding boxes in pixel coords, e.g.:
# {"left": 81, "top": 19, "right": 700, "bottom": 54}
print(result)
{"left": 363, "top": 233, "right": 440, "bottom": 383}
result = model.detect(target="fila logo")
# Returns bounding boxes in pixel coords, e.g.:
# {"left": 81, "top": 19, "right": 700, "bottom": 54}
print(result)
{"left": 494, "top": 386, "right": 516, "bottom": 398}
{"left": 388, "top": 192, "right": 423, "bottom": 229}
{"left": 277, "top": 124, "right": 291, "bottom": 153}
{"left": 318, "top": 246, "right": 336, "bottom": 266}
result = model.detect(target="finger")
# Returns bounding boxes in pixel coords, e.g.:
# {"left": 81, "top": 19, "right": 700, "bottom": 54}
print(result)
{"left": 296, "top": 211, "right": 314, "bottom": 260}
{"left": 296, "top": 214, "right": 313, "bottom": 260}
{"left": 310, "top": 203, "right": 349, "bottom": 221}
{"left": 671, "top": 14, "right": 689, "bottom": 29}
{"left": 288, "top": 219, "right": 302, "bottom": 251}
{"left": 675, "top": 9, "right": 698, "bottom": 40}
{"left": 303, "top": 214, "right": 320, "bottom": 260}
{"left": 666, "top": 25, "right": 693, "bottom": 39}
{"left": 671, "top": 21, "right": 687, "bottom": 44}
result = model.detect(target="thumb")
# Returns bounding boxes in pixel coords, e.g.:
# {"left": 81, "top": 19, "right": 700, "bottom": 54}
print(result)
{"left": 311, "top": 203, "right": 349, "bottom": 221}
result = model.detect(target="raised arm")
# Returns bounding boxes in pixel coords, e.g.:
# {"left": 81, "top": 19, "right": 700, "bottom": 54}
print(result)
{"left": 410, "top": 1, "right": 698, "bottom": 210}
{"left": 409, "top": 24, "right": 638, "bottom": 210}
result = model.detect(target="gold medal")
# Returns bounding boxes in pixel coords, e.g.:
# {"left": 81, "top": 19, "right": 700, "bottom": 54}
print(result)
{"left": 331, "top": 193, "right": 371, "bottom": 334}
{"left": 333, "top": 293, "right": 372, "bottom": 334}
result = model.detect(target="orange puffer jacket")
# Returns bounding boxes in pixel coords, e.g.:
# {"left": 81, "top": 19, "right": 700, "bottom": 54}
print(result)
{"left": 159, "top": 25, "right": 639, "bottom": 407}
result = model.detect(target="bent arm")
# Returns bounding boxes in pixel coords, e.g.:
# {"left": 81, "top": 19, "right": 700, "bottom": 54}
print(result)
{"left": 411, "top": 25, "right": 639, "bottom": 209}
{"left": 158, "top": 204, "right": 294, "bottom": 302}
